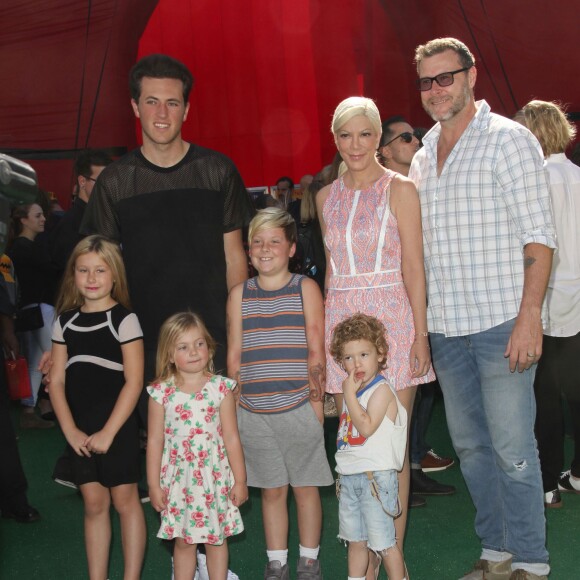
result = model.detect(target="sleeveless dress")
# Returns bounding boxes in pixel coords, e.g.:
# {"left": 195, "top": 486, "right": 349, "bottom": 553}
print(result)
{"left": 147, "top": 374, "right": 244, "bottom": 545}
{"left": 323, "top": 172, "right": 436, "bottom": 393}
{"left": 51, "top": 304, "right": 142, "bottom": 486}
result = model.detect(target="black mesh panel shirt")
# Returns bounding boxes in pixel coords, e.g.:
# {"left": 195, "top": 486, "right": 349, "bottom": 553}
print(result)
{"left": 81, "top": 145, "right": 254, "bottom": 364}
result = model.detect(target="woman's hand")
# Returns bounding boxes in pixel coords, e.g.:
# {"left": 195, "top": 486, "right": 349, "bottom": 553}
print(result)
{"left": 84, "top": 429, "right": 114, "bottom": 454}
{"left": 410, "top": 337, "right": 431, "bottom": 378}
{"left": 230, "top": 481, "right": 249, "bottom": 507}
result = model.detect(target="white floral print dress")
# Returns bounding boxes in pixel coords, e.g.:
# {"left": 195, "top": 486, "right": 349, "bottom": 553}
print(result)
{"left": 147, "top": 374, "right": 244, "bottom": 545}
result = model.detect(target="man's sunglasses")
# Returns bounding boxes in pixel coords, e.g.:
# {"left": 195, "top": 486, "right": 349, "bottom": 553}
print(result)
{"left": 381, "top": 132, "right": 414, "bottom": 148}
{"left": 416, "top": 66, "right": 472, "bottom": 92}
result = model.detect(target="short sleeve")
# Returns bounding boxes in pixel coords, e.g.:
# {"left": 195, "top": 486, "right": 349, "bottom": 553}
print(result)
{"left": 216, "top": 375, "right": 237, "bottom": 399}
{"left": 118, "top": 313, "right": 143, "bottom": 343}
{"left": 146, "top": 382, "right": 164, "bottom": 404}
{"left": 52, "top": 317, "right": 65, "bottom": 344}
{"left": 81, "top": 175, "right": 121, "bottom": 240}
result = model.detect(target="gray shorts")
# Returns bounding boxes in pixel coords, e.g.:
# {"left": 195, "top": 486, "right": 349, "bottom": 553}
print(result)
{"left": 237, "top": 403, "right": 334, "bottom": 489}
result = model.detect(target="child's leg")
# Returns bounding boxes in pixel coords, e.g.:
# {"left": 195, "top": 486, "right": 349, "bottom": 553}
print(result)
{"left": 205, "top": 541, "right": 229, "bottom": 580}
{"left": 393, "top": 385, "right": 417, "bottom": 553}
{"left": 110, "top": 483, "right": 146, "bottom": 580}
{"left": 173, "top": 539, "right": 197, "bottom": 580}
{"left": 292, "top": 485, "right": 322, "bottom": 550}
{"left": 380, "top": 543, "right": 406, "bottom": 580}
{"left": 348, "top": 541, "right": 370, "bottom": 578}
{"left": 80, "top": 482, "right": 112, "bottom": 580}
{"left": 262, "top": 485, "right": 289, "bottom": 550}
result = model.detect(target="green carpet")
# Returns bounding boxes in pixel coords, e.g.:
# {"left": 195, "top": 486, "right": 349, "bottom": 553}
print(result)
{"left": 1, "top": 398, "right": 578, "bottom": 579}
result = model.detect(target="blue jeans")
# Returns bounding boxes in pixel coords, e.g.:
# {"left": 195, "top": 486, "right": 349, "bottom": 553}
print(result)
{"left": 337, "top": 470, "right": 398, "bottom": 552}
{"left": 410, "top": 381, "right": 435, "bottom": 466}
{"left": 430, "top": 319, "right": 548, "bottom": 565}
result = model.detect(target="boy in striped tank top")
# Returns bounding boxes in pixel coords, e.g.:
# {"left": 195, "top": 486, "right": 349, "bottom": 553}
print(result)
{"left": 227, "top": 208, "right": 333, "bottom": 580}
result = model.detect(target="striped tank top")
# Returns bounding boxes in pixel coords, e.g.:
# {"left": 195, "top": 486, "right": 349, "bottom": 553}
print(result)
{"left": 239, "top": 273, "right": 310, "bottom": 414}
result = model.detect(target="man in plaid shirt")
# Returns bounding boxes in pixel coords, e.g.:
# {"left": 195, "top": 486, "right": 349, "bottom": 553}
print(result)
{"left": 409, "top": 38, "right": 556, "bottom": 580}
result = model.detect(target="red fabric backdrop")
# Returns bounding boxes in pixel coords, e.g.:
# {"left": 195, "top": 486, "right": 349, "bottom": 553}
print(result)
{"left": 1, "top": 0, "right": 578, "bottom": 199}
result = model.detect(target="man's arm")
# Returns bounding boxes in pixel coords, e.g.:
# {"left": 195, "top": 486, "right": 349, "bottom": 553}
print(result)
{"left": 504, "top": 243, "right": 553, "bottom": 372}
{"left": 224, "top": 229, "right": 248, "bottom": 292}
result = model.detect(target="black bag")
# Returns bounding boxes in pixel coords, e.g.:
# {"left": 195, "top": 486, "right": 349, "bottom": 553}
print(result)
{"left": 14, "top": 304, "right": 44, "bottom": 332}
{"left": 295, "top": 221, "right": 326, "bottom": 290}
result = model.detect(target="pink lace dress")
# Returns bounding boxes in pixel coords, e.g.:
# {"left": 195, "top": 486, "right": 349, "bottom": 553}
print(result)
{"left": 323, "top": 172, "right": 435, "bottom": 393}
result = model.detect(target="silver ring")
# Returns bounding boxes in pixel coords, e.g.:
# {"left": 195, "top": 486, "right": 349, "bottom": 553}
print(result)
{"left": 527, "top": 353, "right": 535, "bottom": 358}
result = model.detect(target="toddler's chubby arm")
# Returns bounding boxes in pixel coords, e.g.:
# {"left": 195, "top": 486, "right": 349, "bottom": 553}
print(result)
{"left": 302, "top": 277, "right": 326, "bottom": 423}
{"left": 146, "top": 396, "right": 168, "bottom": 512}
{"left": 226, "top": 283, "right": 244, "bottom": 403}
{"left": 220, "top": 391, "right": 248, "bottom": 507}
{"left": 342, "top": 372, "right": 395, "bottom": 439}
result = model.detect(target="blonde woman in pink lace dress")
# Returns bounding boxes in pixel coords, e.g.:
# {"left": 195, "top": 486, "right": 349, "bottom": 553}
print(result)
{"left": 317, "top": 97, "right": 434, "bottom": 561}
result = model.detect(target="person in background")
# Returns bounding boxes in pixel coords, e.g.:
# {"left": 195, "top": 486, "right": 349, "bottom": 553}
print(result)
{"left": 8, "top": 202, "right": 58, "bottom": 428}
{"left": 50, "top": 149, "right": 113, "bottom": 276}
{"left": 514, "top": 100, "right": 580, "bottom": 508}
{"left": 0, "top": 255, "right": 41, "bottom": 523}
{"left": 378, "top": 115, "right": 456, "bottom": 503}
{"left": 410, "top": 37, "right": 555, "bottom": 579}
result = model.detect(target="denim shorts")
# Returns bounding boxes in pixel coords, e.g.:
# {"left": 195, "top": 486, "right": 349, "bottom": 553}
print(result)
{"left": 337, "top": 470, "right": 399, "bottom": 552}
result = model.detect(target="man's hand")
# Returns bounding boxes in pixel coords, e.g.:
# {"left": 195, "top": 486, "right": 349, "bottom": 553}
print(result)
{"left": 504, "top": 308, "right": 543, "bottom": 372}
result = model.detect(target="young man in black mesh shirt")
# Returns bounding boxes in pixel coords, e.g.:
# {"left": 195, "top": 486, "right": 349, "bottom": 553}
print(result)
{"left": 82, "top": 54, "right": 254, "bottom": 396}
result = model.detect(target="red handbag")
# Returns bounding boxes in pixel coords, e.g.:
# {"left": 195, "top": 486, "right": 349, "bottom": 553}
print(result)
{"left": 5, "top": 356, "right": 32, "bottom": 400}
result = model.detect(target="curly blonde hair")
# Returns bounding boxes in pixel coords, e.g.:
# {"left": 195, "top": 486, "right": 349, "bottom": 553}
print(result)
{"left": 330, "top": 313, "right": 388, "bottom": 370}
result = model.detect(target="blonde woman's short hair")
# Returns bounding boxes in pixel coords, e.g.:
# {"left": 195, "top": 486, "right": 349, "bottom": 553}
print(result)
{"left": 515, "top": 100, "right": 576, "bottom": 157}
{"left": 331, "top": 97, "right": 382, "bottom": 136}
{"left": 248, "top": 207, "right": 297, "bottom": 245}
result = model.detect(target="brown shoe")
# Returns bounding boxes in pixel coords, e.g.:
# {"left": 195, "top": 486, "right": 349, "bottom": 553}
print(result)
{"left": 21, "top": 410, "right": 55, "bottom": 429}
{"left": 460, "top": 558, "right": 511, "bottom": 579}
{"left": 420, "top": 448, "right": 454, "bottom": 472}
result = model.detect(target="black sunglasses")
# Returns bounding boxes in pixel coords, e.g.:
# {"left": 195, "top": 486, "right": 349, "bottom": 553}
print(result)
{"left": 382, "top": 131, "right": 414, "bottom": 148}
{"left": 82, "top": 176, "right": 97, "bottom": 182}
{"left": 416, "top": 66, "right": 472, "bottom": 91}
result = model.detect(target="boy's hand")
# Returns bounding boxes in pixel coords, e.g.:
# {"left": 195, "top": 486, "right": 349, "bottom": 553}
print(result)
{"left": 149, "top": 486, "right": 168, "bottom": 512}
{"left": 342, "top": 368, "right": 363, "bottom": 395}
{"left": 230, "top": 481, "right": 248, "bottom": 507}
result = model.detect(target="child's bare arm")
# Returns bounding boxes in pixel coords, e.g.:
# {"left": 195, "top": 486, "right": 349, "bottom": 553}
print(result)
{"left": 49, "top": 343, "right": 91, "bottom": 457}
{"left": 343, "top": 373, "right": 393, "bottom": 439}
{"left": 85, "top": 338, "right": 144, "bottom": 454}
{"left": 226, "top": 284, "right": 244, "bottom": 402}
{"left": 146, "top": 397, "right": 167, "bottom": 512}
{"left": 302, "top": 277, "right": 326, "bottom": 422}
{"left": 220, "top": 390, "right": 248, "bottom": 507}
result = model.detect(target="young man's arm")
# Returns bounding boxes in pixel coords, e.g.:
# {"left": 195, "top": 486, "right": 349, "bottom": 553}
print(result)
{"left": 224, "top": 229, "right": 249, "bottom": 292}
{"left": 302, "top": 277, "right": 325, "bottom": 423}
{"left": 226, "top": 283, "right": 244, "bottom": 401}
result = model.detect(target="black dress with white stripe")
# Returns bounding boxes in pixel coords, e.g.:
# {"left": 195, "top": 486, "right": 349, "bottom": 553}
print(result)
{"left": 52, "top": 304, "right": 143, "bottom": 487}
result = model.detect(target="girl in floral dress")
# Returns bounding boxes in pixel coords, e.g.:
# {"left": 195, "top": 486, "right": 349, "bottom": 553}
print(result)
{"left": 147, "top": 312, "right": 248, "bottom": 580}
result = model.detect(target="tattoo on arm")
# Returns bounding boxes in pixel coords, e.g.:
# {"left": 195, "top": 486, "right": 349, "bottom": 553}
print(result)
{"left": 524, "top": 256, "right": 536, "bottom": 269}
{"left": 309, "top": 363, "right": 324, "bottom": 401}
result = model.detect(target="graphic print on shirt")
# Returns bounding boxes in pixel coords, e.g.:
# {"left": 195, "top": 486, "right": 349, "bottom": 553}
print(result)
{"left": 337, "top": 405, "right": 368, "bottom": 450}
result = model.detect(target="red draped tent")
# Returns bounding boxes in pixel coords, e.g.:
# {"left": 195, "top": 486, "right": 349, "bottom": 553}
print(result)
{"left": 1, "top": 0, "right": 578, "bottom": 203}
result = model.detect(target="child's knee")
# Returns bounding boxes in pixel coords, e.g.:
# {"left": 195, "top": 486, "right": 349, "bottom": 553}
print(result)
{"left": 262, "top": 486, "right": 288, "bottom": 502}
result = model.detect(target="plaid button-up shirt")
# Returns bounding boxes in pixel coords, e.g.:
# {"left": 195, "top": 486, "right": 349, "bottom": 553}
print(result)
{"left": 409, "top": 100, "right": 557, "bottom": 337}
